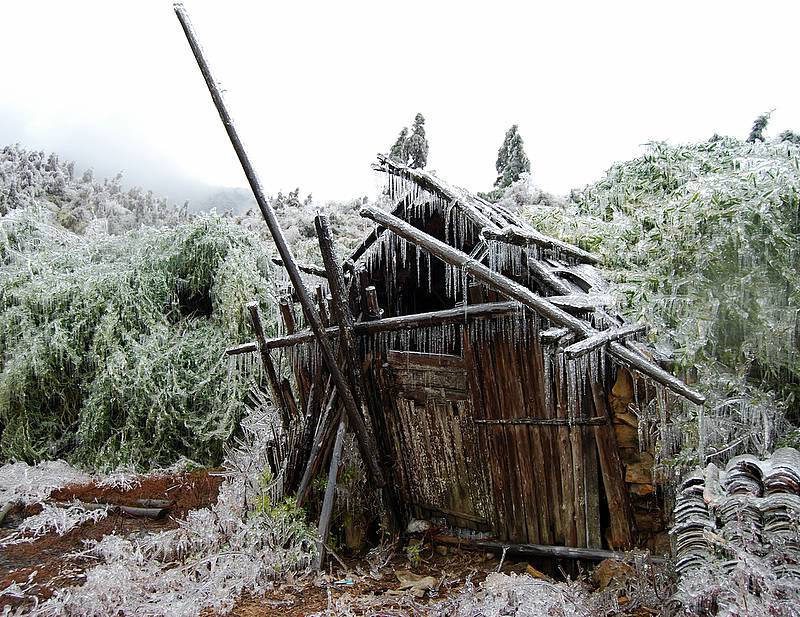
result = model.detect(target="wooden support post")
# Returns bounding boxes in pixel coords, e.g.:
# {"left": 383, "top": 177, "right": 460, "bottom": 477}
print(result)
{"left": 482, "top": 226, "right": 601, "bottom": 265}
{"left": 364, "top": 286, "right": 383, "bottom": 320}
{"left": 315, "top": 215, "right": 365, "bottom": 400}
{"left": 359, "top": 205, "right": 705, "bottom": 405}
{"left": 246, "top": 302, "right": 290, "bottom": 430}
{"left": 315, "top": 285, "right": 330, "bottom": 327}
{"left": 589, "top": 379, "right": 635, "bottom": 549}
{"left": 174, "top": 3, "right": 385, "bottom": 486}
{"left": 314, "top": 413, "right": 346, "bottom": 570}
{"left": 296, "top": 391, "right": 339, "bottom": 507}
{"left": 279, "top": 297, "right": 296, "bottom": 334}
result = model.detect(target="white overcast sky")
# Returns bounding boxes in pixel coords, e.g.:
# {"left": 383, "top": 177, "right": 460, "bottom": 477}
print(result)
{"left": 1, "top": 1, "right": 798, "bottom": 203}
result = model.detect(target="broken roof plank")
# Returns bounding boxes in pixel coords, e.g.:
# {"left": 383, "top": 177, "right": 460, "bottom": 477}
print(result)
{"left": 547, "top": 294, "right": 613, "bottom": 311}
{"left": 482, "top": 226, "right": 601, "bottom": 265}
{"left": 360, "top": 204, "right": 705, "bottom": 405}
{"left": 374, "top": 153, "right": 501, "bottom": 233}
{"left": 564, "top": 323, "right": 647, "bottom": 359}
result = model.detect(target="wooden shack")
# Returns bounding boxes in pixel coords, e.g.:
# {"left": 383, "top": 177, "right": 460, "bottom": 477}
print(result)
{"left": 228, "top": 155, "right": 705, "bottom": 557}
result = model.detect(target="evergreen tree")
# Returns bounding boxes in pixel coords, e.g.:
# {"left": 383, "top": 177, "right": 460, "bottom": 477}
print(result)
{"left": 747, "top": 110, "right": 774, "bottom": 143}
{"left": 494, "top": 125, "right": 530, "bottom": 188}
{"left": 406, "top": 113, "right": 429, "bottom": 169}
{"left": 778, "top": 130, "right": 800, "bottom": 145}
{"left": 389, "top": 127, "right": 409, "bottom": 164}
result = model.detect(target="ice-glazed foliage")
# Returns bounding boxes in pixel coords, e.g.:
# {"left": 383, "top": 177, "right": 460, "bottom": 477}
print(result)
{"left": 0, "top": 207, "right": 276, "bottom": 470}
{"left": 515, "top": 138, "right": 800, "bottom": 458}
{"left": 0, "top": 144, "right": 189, "bottom": 233}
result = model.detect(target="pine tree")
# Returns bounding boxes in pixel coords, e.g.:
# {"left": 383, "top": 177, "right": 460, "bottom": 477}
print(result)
{"left": 406, "top": 113, "right": 429, "bottom": 169}
{"left": 494, "top": 125, "right": 530, "bottom": 188}
{"left": 747, "top": 110, "right": 774, "bottom": 143}
{"left": 389, "top": 127, "right": 409, "bottom": 164}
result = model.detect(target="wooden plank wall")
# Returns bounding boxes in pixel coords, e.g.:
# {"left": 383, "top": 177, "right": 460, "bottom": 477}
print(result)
{"left": 378, "top": 350, "right": 493, "bottom": 530}
{"left": 463, "top": 322, "right": 603, "bottom": 548}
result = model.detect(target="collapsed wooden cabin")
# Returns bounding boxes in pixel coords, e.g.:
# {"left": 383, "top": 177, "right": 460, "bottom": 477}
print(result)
{"left": 228, "top": 155, "right": 705, "bottom": 560}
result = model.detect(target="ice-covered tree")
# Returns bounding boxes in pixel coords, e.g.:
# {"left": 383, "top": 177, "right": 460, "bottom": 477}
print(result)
{"left": 388, "top": 127, "right": 409, "bottom": 164}
{"left": 406, "top": 113, "right": 429, "bottom": 169}
{"left": 495, "top": 125, "right": 530, "bottom": 188}
{"left": 778, "top": 129, "right": 800, "bottom": 145}
{"left": 746, "top": 109, "right": 774, "bottom": 143}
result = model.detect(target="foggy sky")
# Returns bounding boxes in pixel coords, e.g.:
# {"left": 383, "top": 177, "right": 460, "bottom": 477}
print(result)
{"left": 2, "top": 0, "right": 798, "bottom": 204}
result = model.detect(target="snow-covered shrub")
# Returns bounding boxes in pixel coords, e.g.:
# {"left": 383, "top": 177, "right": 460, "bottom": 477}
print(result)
{"left": 0, "top": 207, "right": 277, "bottom": 470}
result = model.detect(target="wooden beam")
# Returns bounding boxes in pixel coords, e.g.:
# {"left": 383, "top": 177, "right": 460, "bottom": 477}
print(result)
{"left": 315, "top": 285, "right": 330, "bottom": 327}
{"left": 431, "top": 534, "right": 665, "bottom": 563}
{"left": 359, "top": 206, "right": 705, "bottom": 405}
{"left": 316, "top": 214, "right": 364, "bottom": 403}
{"left": 226, "top": 301, "right": 522, "bottom": 353}
{"left": 174, "top": 3, "right": 385, "bottom": 487}
{"left": 272, "top": 258, "right": 328, "bottom": 278}
{"left": 564, "top": 324, "right": 647, "bottom": 360}
{"left": 483, "top": 226, "right": 601, "bottom": 265}
{"left": 225, "top": 341, "right": 258, "bottom": 356}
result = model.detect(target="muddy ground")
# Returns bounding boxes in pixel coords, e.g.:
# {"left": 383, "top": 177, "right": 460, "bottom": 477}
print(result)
{"left": 1, "top": 471, "right": 659, "bottom": 616}
{"left": 0, "top": 470, "right": 223, "bottom": 609}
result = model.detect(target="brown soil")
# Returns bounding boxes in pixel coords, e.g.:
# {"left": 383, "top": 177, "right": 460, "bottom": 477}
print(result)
{"left": 0, "top": 470, "right": 223, "bottom": 610}
{"left": 232, "top": 549, "right": 499, "bottom": 617}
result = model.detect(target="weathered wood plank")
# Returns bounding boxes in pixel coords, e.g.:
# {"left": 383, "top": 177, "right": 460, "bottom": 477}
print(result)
{"left": 430, "top": 534, "right": 665, "bottom": 563}
{"left": 387, "top": 350, "right": 466, "bottom": 370}
{"left": 589, "top": 379, "right": 635, "bottom": 549}
{"left": 482, "top": 226, "right": 601, "bottom": 265}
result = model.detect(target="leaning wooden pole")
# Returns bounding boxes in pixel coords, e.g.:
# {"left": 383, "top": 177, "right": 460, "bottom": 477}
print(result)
{"left": 314, "top": 414, "right": 347, "bottom": 570}
{"left": 246, "top": 302, "right": 290, "bottom": 430}
{"left": 359, "top": 205, "right": 706, "bottom": 405}
{"left": 174, "top": 4, "right": 385, "bottom": 486}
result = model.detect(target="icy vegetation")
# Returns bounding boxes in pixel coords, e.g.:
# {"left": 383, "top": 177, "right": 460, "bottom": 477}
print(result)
{"left": 0, "top": 145, "right": 189, "bottom": 233}
{"left": 513, "top": 137, "right": 800, "bottom": 466}
{"left": 0, "top": 460, "right": 91, "bottom": 506}
{"left": 0, "top": 206, "right": 276, "bottom": 469}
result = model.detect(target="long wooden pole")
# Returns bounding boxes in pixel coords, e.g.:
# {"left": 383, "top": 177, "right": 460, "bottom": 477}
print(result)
{"left": 226, "top": 301, "right": 522, "bottom": 354}
{"left": 174, "top": 4, "right": 385, "bottom": 486}
{"left": 359, "top": 205, "right": 705, "bottom": 405}
{"left": 314, "top": 414, "right": 347, "bottom": 570}
{"left": 246, "top": 302, "right": 290, "bottom": 430}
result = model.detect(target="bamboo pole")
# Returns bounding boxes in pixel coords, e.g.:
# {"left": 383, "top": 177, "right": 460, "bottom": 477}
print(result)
{"left": 225, "top": 301, "right": 522, "bottom": 354}
{"left": 359, "top": 205, "right": 705, "bottom": 405}
{"left": 314, "top": 414, "right": 347, "bottom": 570}
{"left": 174, "top": 4, "right": 385, "bottom": 486}
{"left": 246, "top": 302, "right": 290, "bottom": 430}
